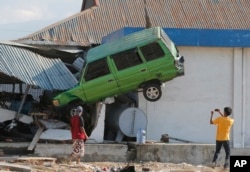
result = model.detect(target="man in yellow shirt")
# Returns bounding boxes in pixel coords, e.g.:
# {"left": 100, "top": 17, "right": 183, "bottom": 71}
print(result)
{"left": 210, "top": 107, "right": 234, "bottom": 169}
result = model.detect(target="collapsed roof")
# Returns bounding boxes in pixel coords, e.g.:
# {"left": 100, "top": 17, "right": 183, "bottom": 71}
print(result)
{"left": 0, "top": 41, "right": 78, "bottom": 90}
{"left": 2, "top": 0, "right": 249, "bottom": 90}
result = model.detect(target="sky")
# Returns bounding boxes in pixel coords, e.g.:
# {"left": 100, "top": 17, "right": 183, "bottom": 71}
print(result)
{"left": 0, "top": 0, "right": 82, "bottom": 41}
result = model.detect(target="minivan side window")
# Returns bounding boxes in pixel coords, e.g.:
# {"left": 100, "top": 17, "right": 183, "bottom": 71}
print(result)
{"left": 85, "top": 59, "right": 110, "bottom": 81}
{"left": 111, "top": 49, "right": 142, "bottom": 70}
{"left": 140, "top": 42, "right": 165, "bottom": 61}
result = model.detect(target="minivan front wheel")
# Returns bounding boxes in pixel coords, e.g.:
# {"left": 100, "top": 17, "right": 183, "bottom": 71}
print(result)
{"left": 143, "top": 83, "right": 162, "bottom": 102}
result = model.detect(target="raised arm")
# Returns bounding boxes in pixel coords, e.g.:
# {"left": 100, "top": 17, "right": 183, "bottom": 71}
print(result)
{"left": 215, "top": 109, "right": 224, "bottom": 116}
{"left": 210, "top": 111, "right": 214, "bottom": 124}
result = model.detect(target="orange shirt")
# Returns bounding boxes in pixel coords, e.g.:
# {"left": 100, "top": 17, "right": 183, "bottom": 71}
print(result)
{"left": 212, "top": 116, "right": 234, "bottom": 141}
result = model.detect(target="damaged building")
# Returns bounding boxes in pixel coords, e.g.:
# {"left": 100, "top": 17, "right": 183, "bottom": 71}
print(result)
{"left": 1, "top": 0, "right": 250, "bottom": 151}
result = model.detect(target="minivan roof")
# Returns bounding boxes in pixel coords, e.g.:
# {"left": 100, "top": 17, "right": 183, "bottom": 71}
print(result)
{"left": 86, "top": 27, "right": 164, "bottom": 63}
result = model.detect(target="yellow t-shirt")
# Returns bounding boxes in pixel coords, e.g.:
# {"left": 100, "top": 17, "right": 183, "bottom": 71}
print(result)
{"left": 212, "top": 116, "right": 234, "bottom": 141}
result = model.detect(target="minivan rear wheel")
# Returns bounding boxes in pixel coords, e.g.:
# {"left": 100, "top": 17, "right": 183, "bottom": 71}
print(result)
{"left": 143, "top": 83, "right": 162, "bottom": 102}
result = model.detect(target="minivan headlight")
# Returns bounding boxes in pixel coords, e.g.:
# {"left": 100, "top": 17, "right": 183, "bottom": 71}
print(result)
{"left": 179, "top": 56, "right": 184, "bottom": 63}
{"left": 175, "top": 55, "right": 184, "bottom": 68}
{"left": 52, "top": 100, "right": 60, "bottom": 106}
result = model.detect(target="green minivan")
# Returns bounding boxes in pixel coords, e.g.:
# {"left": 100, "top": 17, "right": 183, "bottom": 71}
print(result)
{"left": 53, "top": 27, "right": 184, "bottom": 107}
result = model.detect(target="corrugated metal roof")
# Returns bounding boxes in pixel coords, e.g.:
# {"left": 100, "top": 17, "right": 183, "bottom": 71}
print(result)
{"left": 16, "top": 0, "right": 250, "bottom": 46}
{"left": 0, "top": 41, "right": 78, "bottom": 90}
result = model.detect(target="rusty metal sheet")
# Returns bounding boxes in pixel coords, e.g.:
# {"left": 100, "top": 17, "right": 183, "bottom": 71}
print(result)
{"left": 16, "top": 0, "right": 250, "bottom": 46}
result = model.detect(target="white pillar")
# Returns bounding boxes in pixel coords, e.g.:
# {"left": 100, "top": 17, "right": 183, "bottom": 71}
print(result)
{"left": 88, "top": 104, "right": 105, "bottom": 143}
{"left": 232, "top": 48, "right": 245, "bottom": 148}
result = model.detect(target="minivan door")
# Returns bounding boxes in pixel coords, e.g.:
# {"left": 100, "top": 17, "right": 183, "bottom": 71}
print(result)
{"left": 82, "top": 58, "right": 119, "bottom": 103}
{"left": 110, "top": 48, "right": 150, "bottom": 93}
{"left": 139, "top": 41, "right": 176, "bottom": 81}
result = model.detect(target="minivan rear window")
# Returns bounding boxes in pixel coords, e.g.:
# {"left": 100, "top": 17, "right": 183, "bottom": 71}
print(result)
{"left": 85, "top": 59, "right": 110, "bottom": 81}
{"left": 111, "top": 49, "right": 142, "bottom": 70}
{"left": 140, "top": 42, "right": 165, "bottom": 61}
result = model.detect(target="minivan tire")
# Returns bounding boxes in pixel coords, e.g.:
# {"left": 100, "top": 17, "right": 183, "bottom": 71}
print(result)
{"left": 143, "top": 83, "right": 162, "bottom": 102}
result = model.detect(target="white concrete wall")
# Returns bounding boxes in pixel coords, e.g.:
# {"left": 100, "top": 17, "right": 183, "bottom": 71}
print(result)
{"left": 233, "top": 48, "right": 250, "bottom": 148}
{"left": 245, "top": 48, "right": 250, "bottom": 148}
{"left": 139, "top": 47, "right": 250, "bottom": 148}
{"left": 89, "top": 46, "right": 250, "bottom": 148}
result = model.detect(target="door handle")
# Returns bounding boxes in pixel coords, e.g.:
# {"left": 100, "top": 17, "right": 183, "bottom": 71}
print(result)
{"left": 107, "top": 79, "right": 113, "bottom": 82}
{"left": 140, "top": 69, "right": 146, "bottom": 72}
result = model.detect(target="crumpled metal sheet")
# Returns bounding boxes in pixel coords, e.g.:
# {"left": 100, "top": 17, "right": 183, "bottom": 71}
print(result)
{"left": 0, "top": 41, "right": 78, "bottom": 90}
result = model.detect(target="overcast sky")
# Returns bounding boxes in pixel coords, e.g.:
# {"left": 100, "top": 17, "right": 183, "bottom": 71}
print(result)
{"left": 0, "top": 0, "right": 82, "bottom": 41}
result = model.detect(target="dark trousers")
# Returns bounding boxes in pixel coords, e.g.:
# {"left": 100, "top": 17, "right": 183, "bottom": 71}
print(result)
{"left": 212, "top": 140, "right": 230, "bottom": 163}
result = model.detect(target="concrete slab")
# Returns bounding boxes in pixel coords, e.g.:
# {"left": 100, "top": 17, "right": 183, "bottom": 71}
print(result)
{"left": 136, "top": 143, "right": 250, "bottom": 165}
{"left": 34, "top": 143, "right": 128, "bottom": 162}
{"left": 39, "top": 129, "right": 71, "bottom": 141}
{"left": 1, "top": 142, "right": 250, "bottom": 165}
{"left": 0, "top": 143, "right": 30, "bottom": 155}
{"left": 136, "top": 143, "right": 214, "bottom": 165}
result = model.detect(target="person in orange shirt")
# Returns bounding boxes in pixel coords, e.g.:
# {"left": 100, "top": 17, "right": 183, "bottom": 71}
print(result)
{"left": 210, "top": 107, "right": 234, "bottom": 169}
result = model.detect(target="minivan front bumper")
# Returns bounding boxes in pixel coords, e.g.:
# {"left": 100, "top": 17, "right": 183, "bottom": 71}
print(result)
{"left": 175, "top": 55, "right": 184, "bottom": 76}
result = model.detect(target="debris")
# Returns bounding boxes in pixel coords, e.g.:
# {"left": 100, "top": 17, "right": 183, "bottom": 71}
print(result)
{"left": 161, "top": 134, "right": 193, "bottom": 143}
{"left": 0, "top": 156, "right": 19, "bottom": 162}
{"left": 120, "top": 165, "right": 136, "bottom": 172}
{"left": 142, "top": 167, "right": 151, "bottom": 171}
{"left": 16, "top": 157, "right": 56, "bottom": 165}
{"left": 0, "top": 119, "right": 36, "bottom": 142}
{"left": 0, "top": 108, "right": 33, "bottom": 124}
{"left": 0, "top": 149, "right": 3, "bottom": 156}
{"left": 0, "top": 162, "right": 31, "bottom": 172}
{"left": 38, "top": 119, "right": 68, "bottom": 129}
{"left": 39, "top": 129, "right": 71, "bottom": 141}
{"left": 27, "top": 126, "right": 44, "bottom": 151}
{"left": 161, "top": 134, "right": 169, "bottom": 143}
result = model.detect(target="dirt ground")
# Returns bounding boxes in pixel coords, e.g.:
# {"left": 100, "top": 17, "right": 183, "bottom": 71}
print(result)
{"left": 0, "top": 159, "right": 229, "bottom": 172}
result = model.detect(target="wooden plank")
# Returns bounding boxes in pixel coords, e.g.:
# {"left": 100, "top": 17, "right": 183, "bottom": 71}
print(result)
{"left": 27, "top": 127, "right": 44, "bottom": 151}
{"left": 17, "top": 157, "right": 56, "bottom": 161}
{"left": 16, "top": 157, "right": 56, "bottom": 164}
{"left": 0, "top": 162, "right": 31, "bottom": 172}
